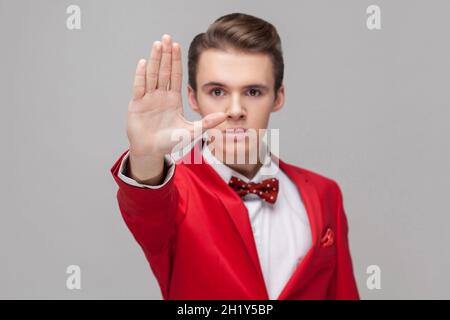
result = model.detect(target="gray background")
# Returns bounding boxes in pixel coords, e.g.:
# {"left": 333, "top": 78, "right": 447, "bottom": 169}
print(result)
{"left": 1, "top": 0, "right": 449, "bottom": 299}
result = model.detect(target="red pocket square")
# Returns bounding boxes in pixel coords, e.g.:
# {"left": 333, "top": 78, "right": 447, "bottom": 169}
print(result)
{"left": 320, "top": 227, "right": 335, "bottom": 248}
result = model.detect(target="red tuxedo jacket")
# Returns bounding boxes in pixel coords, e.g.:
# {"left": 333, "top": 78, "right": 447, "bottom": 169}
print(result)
{"left": 110, "top": 143, "right": 360, "bottom": 300}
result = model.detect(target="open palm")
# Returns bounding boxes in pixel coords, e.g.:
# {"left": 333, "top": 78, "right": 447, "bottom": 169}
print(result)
{"left": 126, "top": 34, "right": 226, "bottom": 157}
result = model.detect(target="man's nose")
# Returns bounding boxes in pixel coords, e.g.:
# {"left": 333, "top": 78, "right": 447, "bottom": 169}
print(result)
{"left": 226, "top": 95, "right": 246, "bottom": 120}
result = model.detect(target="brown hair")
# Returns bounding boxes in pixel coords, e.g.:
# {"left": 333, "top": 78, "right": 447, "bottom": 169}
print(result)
{"left": 188, "top": 12, "right": 284, "bottom": 97}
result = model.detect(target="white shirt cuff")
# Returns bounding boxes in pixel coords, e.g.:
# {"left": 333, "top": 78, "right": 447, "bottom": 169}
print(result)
{"left": 117, "top": 150, "right": 175, "bottom": 189}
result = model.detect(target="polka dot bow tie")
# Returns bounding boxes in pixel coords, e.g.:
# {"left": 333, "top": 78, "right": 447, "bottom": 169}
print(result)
{"left": 228, "top": 176, "right": 279, "bottom": 204}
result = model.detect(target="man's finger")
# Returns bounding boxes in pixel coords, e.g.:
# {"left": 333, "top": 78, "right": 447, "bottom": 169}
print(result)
{"left": 146, "top": 41, "right": 161, "bottom": 93}
{"left": 157, "top": 34, "right": 172, "bottom": 91}
{"left": 191, "top": 112, "right": 227, "bottom": 138}
{"left": 132, "top": 59, "right": 146, "bottom": 100}
{"left": 170, "top": 42, "right": 182, "bottom": 92}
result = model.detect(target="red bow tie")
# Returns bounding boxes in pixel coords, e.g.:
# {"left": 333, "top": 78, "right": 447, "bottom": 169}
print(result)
{"left": 228, "top": 176, "right": 279, "bottom": 204}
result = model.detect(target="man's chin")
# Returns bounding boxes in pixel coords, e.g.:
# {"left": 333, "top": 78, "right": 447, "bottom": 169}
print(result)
{"left": 222, "top": 138, "right": 261, "bottom": 165}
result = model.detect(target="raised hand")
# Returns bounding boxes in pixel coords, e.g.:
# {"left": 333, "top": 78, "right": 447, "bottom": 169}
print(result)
{"left": 126, "top": 34, "right": 226, "bottom": 158}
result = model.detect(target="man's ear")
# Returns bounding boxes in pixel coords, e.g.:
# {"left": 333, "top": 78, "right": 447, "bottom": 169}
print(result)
{"left": 187, "top": 85, "right": 201, "bottom": 114}
{"left": 272, "top": 84, "right": 285, "bottom": 112}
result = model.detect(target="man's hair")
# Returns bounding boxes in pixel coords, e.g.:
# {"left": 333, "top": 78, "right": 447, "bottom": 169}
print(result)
{"left": 188, "top": 12, "right": 284, "bottom": 96}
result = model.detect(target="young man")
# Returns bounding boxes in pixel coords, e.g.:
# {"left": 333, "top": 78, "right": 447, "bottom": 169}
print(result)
{"left": 110, "top": 13, "right": 360, "bottom": 300}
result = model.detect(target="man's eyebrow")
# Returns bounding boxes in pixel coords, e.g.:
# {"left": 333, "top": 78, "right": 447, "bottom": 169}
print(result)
{"left": 201, "top": 82, "right": 270, "bottom": 90}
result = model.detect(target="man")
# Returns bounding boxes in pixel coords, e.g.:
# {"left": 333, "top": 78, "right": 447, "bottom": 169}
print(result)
{"left": 110, "top": 12, "right": 359, "bottom": 300}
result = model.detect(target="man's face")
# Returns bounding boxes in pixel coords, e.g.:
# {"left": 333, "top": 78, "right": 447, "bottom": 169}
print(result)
{"left": 188, "top": 48, "right": 284, "bottom": 163}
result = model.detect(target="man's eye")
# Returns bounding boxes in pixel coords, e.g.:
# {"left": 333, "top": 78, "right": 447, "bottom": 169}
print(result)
{"left": 211, "top": 89, "right": 224, "bottom": 97}
{"left": 248, "top": 89, "right": 262, "bottom": 96}
{"left": 210, "top": 88, "right": 261, "bottom": 97}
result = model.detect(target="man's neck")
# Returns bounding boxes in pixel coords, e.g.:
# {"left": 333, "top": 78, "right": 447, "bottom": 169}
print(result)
{"left": 224, "top": 161, "right": 264, "bottom": 180}
{"left": 205, "top": 141, "right": 266, "bottom": 180}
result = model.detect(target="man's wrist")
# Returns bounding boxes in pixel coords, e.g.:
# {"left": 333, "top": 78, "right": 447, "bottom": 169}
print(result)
{"left": 128, "top": 150, "right": 166, "bottom": 185}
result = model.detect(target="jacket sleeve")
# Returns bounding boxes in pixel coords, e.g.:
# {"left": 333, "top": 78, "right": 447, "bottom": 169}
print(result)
{"left": 110, "top": 149, "right": 180, "bottom": 258}
{"left": 327, "top": 182, "right": 360, "bottom": 300}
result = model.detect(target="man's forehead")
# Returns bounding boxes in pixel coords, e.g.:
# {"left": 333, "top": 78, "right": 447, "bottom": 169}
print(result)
{"left": 197, "top": 48, "right": 273, "bottom": 88}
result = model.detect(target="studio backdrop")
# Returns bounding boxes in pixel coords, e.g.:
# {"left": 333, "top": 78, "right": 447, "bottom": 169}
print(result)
{"left": 1, "top": 0, "right": 449, "bottom": 299}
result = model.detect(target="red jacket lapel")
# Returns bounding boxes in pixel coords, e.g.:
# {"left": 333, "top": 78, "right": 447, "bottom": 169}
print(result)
{"left": 276, "top": 157, "right": 323, "bottom": 299}
{"left": 183, "top": 141, "right": 269, "bottom": 298}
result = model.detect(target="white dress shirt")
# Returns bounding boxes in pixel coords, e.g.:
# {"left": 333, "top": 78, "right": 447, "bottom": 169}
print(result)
{"left": 118, "top": 142, "right": 312, "bottom": 299}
